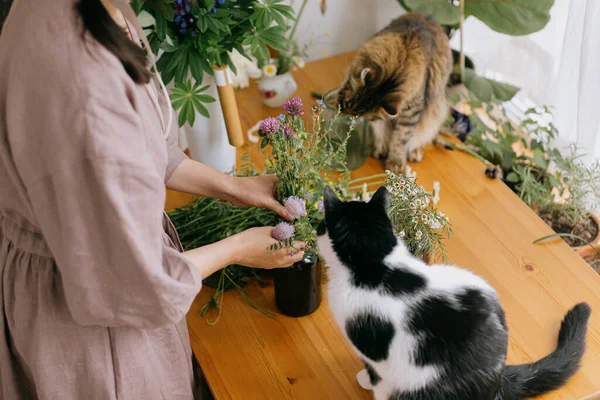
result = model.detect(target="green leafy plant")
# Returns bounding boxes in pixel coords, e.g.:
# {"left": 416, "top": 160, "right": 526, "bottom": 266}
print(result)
{"left": 398, "top": 0, "right": 554, "bottom": 103}
{"left": 442, "top": 94, "right": 600, "bottom": 253}
{"left": 134, "top": 0, "right": 294, "bottom": 126}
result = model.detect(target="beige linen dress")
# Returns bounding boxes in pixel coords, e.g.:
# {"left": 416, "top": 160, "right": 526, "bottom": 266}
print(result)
{"left": 0, "top": 0, "right": 204, "bottom": 398}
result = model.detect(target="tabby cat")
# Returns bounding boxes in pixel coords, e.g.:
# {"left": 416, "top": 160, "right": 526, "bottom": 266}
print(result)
{"left": 338, "top": 13, "right": 452, "bottom": 171}
{"left": 317, "top": 186, "right": 591, "bottom": 400}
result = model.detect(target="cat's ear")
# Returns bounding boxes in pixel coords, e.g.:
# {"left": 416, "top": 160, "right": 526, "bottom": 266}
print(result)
{"left": 370, "top": 186, "right": 390, "bottom": 212}
{"left": 360, "top": 67, "right": 373, "bottom": 84}
{"left": 324, "top": 186, "right": 341, "bottom": 210}
{"left": 381, "top": 102, "right": 398, "bottom": 118}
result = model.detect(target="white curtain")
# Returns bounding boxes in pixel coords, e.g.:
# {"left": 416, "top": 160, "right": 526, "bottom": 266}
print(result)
{"left": 553, "top": 0, "right": 600, "bottom": 162}
{"left": 448, "top": 0, "right": 600, "bottom": 161}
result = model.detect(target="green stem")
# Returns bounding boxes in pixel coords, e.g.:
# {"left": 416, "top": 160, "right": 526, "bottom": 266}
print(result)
{"left": 436, "top": 138, "right": 493, "bottom": 167}
{"left": 288, "top": 0, "right": 308, "bottom": 42}
{"left": 348, "top": 173, "right": 388, "bottom": 185}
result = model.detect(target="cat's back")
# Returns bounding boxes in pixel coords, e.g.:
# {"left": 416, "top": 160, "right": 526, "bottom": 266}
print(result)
{"left": 380, "top": 13, "right": 441, "bottom": 36}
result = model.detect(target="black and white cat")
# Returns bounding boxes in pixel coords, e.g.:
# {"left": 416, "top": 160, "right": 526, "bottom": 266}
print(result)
{"left": 317, "top": 186, "right": 591, "bottom": 400}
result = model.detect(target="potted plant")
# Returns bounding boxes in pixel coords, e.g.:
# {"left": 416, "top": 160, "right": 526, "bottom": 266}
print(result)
{"left": 398, "top": 0, "right": 555, "bottom": 103}
{"left": 133, "top": 0, "right": 294, "bottom": 171}
{"left": 440, "top": 93, "right": 600, "bottom": 271}
{"left": 255, "top": 0, "right": 322, "bottom": 107}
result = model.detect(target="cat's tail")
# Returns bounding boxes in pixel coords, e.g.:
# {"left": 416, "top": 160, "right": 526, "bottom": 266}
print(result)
{"left": 498, "top": 302, "right": 591, "bottom": 400}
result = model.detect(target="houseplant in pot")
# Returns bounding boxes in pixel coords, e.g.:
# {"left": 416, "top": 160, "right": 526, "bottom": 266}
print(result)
{"left": 133, "top": 0, "right": 293, "bottom": 171}
{"left": 440, "top": 93, "right": 600, "bottom": 270}
{"left": 259, "top": 97, "right": 350, "bottom": 317}
{"left": 256, "top": 0, "right": 319, "bottom": 107}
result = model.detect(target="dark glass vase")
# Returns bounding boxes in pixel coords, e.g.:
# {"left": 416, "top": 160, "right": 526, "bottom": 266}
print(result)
{"left": 274, "top": 251, "right": 322, "bottom": 317}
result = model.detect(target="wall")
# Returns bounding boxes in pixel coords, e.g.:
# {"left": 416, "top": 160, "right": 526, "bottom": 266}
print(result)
{"left": 288, "top": 0, "right": 406, "bottom": 61}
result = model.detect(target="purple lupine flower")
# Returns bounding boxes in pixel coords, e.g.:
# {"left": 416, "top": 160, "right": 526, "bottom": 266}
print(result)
{"left": 450, "top": 107, "right": 473, "bottom": 142}
{"left": 171, "top": 0, "right": 198, "bottom": 36}
{"left": 283, "top": 97, "right": 304, "bottom": 116}
{"left": 284, "top": 196, "right": 307, "bottom": 219}
{"left": 259, "top": 117, "right": 281, "bottom": 135}
{"left": 272, "top": 222, "right": 295, "bottom": 241}
{"left": 317, "top": 199, "right": 325, "bottom": 213}
{"left": 284, "top": 126, "right": 295, "bottom": 138}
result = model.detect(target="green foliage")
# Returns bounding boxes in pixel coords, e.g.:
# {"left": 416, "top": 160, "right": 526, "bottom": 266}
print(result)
{"left": 398, "top": 0, "right": 554, "bottom": 36}
{"left": 463, "top": 68, "right": 520, "bottom": 103}
{"left": 403, "top": 0, "right": 461, "bottom": 25}
{"left": 139, "top": 0, "right": 294, "bottom": 126}
{"left": 446, "top": 95, "right": 599, "bottom": 232}
{"left": 465, "top": 0, "right": 554, "bottom": 36}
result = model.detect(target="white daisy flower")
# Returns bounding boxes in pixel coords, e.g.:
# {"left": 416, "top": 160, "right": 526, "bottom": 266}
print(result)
{"left": 262, "top": 64, "right": 277, "bottom": 78}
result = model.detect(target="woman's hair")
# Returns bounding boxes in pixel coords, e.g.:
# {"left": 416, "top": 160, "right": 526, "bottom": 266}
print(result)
{"left": 76, "top": 0, "right": 151, "bottom": 84}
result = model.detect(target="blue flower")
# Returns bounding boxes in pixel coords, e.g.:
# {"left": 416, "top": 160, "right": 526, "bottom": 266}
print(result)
{"left": 209, "top": 6, "right": 216, "bottom": 13}
{"left": 278, "top": 114, "right": 285, "bottom": 120}
{"left": 317, "top": 99, "right": 324, "bottom": 106}
{"left": 217, "top": 0, "right": 225, "bottom": 4}
{"left": 450, "top": 107, "right": 473, "bottom": 142}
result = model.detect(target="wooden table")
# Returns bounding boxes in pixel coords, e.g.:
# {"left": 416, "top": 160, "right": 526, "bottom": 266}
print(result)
{"left": 170, "top": 53, "right": 600, "bottom": 399}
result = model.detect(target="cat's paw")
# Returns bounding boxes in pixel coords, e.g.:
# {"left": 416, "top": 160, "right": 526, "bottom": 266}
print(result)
{"left": 356, "top": 369, "right": 373, "bottom": 390}
{"left": 385, "top": 156, "right": 405, "bottom": 173}
{"left": 408, "top": 147, "right": 424, "bottom": 162}
{"left": 371, "top": 148, "right": 388, "bottom": 160}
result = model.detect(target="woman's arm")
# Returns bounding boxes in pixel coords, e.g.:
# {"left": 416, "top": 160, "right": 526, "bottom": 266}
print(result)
{"left": 167, "top": 159, "right": 292, "bottom": 220}
{"left": 166, "top": 158, "right": 237, "bottom": 200}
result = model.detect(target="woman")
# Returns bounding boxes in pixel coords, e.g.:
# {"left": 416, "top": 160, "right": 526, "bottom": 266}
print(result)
{"left": 0, "top": 0, "right": 304, "bottom": 398}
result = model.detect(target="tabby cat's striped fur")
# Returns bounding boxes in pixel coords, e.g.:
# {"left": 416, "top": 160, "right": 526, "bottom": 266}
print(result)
{"left": 339, "top": 13, "right": 452, "bottom": 171}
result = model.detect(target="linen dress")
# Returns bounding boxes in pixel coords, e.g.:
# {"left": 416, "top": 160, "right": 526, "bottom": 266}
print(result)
{"left": 0, "top": 0, "right": 205, "bottom": 398}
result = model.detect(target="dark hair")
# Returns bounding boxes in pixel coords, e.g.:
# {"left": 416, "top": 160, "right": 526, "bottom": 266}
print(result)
{"left": 76, "top": 0, "right": 151, "bottom": 84}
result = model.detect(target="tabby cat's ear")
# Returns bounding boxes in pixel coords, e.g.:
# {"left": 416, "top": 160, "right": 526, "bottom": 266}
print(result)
{"left": 370, "top": 186, "right": 390, "bottom": 212}
{"left": 324, "top": 186, "right": 341, "bottom": 209}
{"left": 360, "top": 67, "right": 373, "bottom": 84}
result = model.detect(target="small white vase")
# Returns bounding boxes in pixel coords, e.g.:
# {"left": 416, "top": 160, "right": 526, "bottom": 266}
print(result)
{"left": 181, "top": 73, "right": 237, "bottom": 174}
{"left": 257, "top": 72, "right": 298, "bottom": 108}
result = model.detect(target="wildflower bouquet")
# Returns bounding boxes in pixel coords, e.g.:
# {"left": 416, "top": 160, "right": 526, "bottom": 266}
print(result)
{"left": 169, "top": 98, "right": 453, "bottom": 322}
{"left": 384, "top": 170, "right": 451, "bottom": 260}
{"left": 258, "top": 96, "right": 351, "bottom": 249}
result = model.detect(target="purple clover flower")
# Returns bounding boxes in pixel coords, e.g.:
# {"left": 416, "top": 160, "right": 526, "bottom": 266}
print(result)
{"left": 272, "top": 222, "right": 295, "bottom": 241}
{"left": 284, "top": 126, "right": 295, "bottom": 138}
{"left": 259, "top": 117, "right": 281, "bottom": 136}
{"left": 284, "top": 196, "right": 307, "bottom": 219}
{"left": 283, "top": 97, "right": 304, "bottom": 116}
{"left": 317, "top": 199, "right": 325, "bottom": 213}
{"left": 450, "top": 107, "right": 473, "bottom": 142}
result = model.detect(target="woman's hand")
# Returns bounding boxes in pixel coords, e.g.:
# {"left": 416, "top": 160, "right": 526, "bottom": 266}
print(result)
{"left": 183, "top": 227, "right": 306, "bottom": 279}
{"left": 167, "top": 161, "right": 291, "bottom": 220}
{"left": 230, "top": 227, "right": 306, "bottom": 269}
{"left": 224, "top": 175, "right": 293, "bottom": 221}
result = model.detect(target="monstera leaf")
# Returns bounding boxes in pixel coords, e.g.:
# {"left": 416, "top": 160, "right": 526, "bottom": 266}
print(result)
{"left": 398, "top": 0, "right": 554, "bottom": 36}
{"left": 463, "top": 68, "right": 520, "bottom": 103}
{"left": 402, "top": 0, "right": 461, "bottom": 25}
{"left": 465, "top": 0, "right": 554, "bottom": 36}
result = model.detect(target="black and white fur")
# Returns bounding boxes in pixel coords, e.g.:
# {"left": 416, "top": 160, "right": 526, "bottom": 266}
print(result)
{"left": 317, "top": 186, "right": 591, "bottom": 400}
